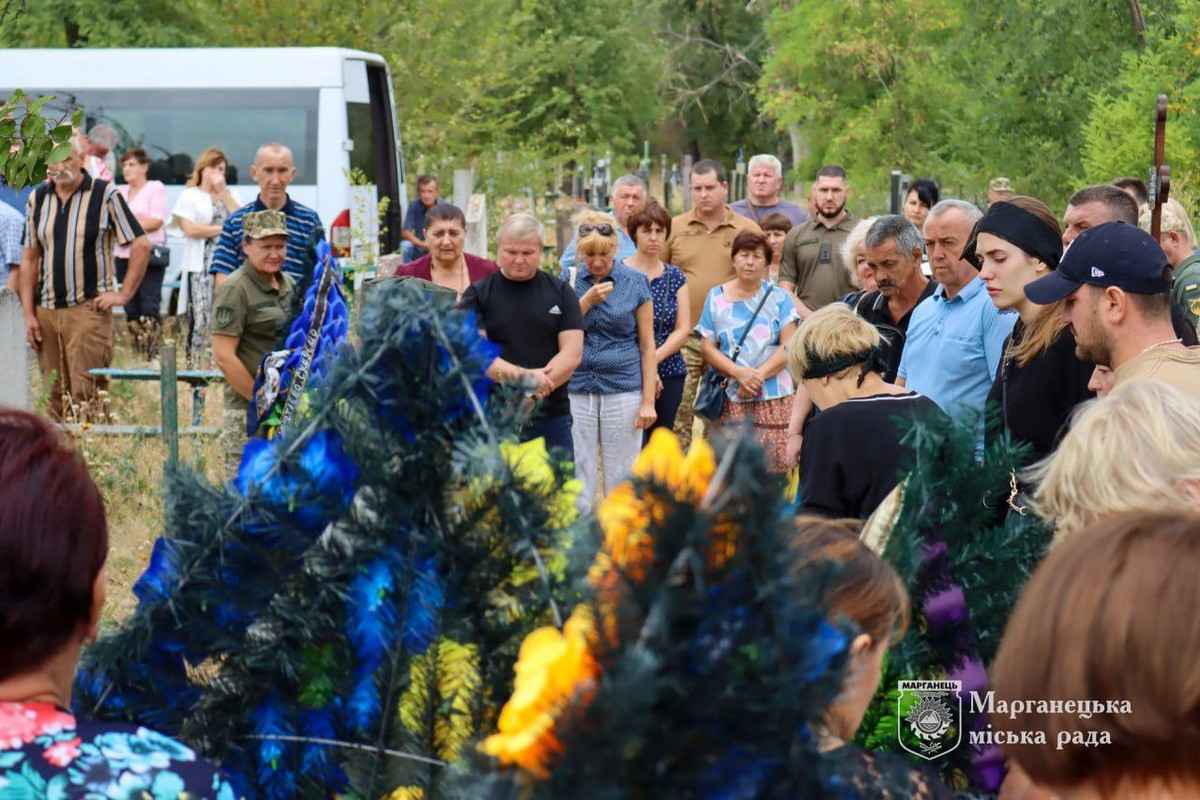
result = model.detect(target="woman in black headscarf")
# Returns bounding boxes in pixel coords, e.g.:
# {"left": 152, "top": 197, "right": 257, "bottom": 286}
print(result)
{"left": 968, "top": 197, "right": 1093, "bottom": 470}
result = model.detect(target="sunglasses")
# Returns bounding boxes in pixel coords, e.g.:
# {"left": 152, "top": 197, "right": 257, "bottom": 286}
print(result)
{"left": 578, "top": 223, "right": 615, "bottom": 237}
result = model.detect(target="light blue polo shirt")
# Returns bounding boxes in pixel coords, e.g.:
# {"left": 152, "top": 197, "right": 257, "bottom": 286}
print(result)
{"left": 897, "top": 276, "right": 1016, "bottom": 420}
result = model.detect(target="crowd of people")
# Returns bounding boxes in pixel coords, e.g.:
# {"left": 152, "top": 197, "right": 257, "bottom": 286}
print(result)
{"left": 4, "top": 131, "right": 1200, "bottom": 798}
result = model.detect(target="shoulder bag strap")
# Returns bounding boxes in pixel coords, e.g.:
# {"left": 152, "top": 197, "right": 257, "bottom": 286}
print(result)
{"left": 728, "top": 284, "right": 774, "bottom": 364}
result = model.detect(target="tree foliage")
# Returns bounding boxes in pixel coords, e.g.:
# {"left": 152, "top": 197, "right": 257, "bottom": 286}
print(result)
{"left": 3, "top": 0, "right": 1197, "bottom": 218}
{"left": 761, "top": 0, "right": 1163, "bottom": 209}
{"left": 1081, "top": 0, "right": 1200, "bottom": 209}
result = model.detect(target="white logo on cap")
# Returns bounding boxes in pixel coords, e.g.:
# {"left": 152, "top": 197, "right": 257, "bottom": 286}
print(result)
{"left": 1091, "top": 267, "right": 1106, "bottom": 278}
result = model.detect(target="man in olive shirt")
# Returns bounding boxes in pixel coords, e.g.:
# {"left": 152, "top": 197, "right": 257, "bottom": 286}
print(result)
{"left": 779, "top": 164, "right": 858, "bottom": 314}
{"left": 663, "top": 159, "right": 761, "bottom": 449}
{"left": 211, "top": 210, "right": 295, "bottom": 472}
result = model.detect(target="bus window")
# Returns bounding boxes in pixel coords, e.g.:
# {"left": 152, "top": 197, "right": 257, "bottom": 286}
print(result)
{"left": 15, "top": 88, "right": 320, "bottom": 185}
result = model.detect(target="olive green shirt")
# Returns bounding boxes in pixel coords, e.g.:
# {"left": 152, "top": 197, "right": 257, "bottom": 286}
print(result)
{"left": 664, "top": 205, "right": 762, "bottom": 324}
{"left": 211, "top": 265, "right": 294, "bottom": 409}
{"left": 1172, "top": 253, "right": 1200, "bottom": 336}
{"left": 780, "top": 212, "right": 859, "bottom": 311}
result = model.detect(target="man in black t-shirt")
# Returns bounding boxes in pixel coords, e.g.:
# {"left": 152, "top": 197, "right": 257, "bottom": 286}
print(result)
{"left": 841, "top": 216, "right": 936, "bottom": 383}
{"left": 459, "top": 213, "right": 584, "bottom": 459}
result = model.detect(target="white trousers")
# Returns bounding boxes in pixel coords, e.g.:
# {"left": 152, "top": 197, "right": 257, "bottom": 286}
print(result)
{"left": 569, "top": 390, "right": 643, "bottom": 514}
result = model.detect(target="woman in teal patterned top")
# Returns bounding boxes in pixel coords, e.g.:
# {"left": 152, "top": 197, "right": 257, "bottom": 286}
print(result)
{"left": 0, "top": 411, "right": 234, "bottom": 799}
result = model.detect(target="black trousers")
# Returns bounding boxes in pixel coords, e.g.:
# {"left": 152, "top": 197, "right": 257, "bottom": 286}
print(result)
{"left": 115, "top": 257, "right": 166, "bottom": 324}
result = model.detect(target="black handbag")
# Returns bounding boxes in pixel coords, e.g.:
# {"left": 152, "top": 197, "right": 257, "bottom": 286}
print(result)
{"left": 693, "top": 285, "right": 774, "bottom": 422}
{"left": 149, "top": 244, "right": 170, "bottom": 269}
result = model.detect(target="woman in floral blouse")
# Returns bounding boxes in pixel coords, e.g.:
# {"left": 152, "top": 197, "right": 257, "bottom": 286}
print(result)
{"left": 696, "top": 231, "right": 800, "bottom": 472}
{"left": 0, "top": 411, "right": 234, "bottom": 799}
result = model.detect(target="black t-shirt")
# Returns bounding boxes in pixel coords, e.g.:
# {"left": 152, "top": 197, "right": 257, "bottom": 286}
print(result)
{"left": 799, "top": 392, "right": 945, "bottom": 519}
{"left": 986, "top": 322, "right": 1093, "bottom": 466}
{"left": 460, "top": 269, "right": 584, "bottom": 417}
{"left": 844, "top": 281, "right": 938, "bottom": 383}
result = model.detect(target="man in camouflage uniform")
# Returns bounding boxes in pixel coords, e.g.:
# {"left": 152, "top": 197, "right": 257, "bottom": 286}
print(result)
{"left": 1140, "top": 201, "right": 1200, "bottom": 336}
{"left": 211, "top": 210, "right": 294, "bottom": 473}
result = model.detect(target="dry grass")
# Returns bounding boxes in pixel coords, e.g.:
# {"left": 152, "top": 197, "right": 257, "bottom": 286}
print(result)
{"left": 41, "top": 320, "right": 227, "bottom": 627}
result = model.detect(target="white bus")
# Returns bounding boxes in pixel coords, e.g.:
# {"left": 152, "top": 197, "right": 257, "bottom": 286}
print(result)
{"left": 0, "top": 47, "right": 408, "bottom": 257}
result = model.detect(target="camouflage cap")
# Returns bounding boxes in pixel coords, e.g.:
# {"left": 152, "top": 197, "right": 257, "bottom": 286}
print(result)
{"left": 988, "top": 176, "right": 1013, "bottom": 193}
{"left": 243, "top": 209, "right": 288, "bottom": 240}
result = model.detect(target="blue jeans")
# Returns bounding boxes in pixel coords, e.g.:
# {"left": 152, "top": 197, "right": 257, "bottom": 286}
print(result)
{"left": 521, "top": 413, "right": 574, "bottom": 463}
{"left": 399, "top": 241, "right": 427, "bottom": 263}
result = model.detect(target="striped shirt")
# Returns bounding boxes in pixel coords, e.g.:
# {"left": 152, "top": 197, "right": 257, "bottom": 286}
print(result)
{"left": 209, "top": 195, "right": 324, "bottom": 278}
{"left": 23, "top": 175, "right": 144, "bottom": 309}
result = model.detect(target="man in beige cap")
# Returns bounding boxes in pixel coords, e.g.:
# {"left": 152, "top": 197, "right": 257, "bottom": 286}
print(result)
{"left": 987, "top": 177, "right": 1013, "bottom": 206}
{"left": 211, "top": 209, "right": 295, "bottom": 471}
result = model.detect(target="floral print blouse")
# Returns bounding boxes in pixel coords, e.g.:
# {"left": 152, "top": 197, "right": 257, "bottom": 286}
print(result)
{"left": 0, "top": 702, "right": 235, "bottom": 799}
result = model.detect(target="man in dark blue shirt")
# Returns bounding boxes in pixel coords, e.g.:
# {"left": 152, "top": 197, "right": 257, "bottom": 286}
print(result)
{"left": 209, "top": 143, "right": 324, "bottom": 288}
{"left": 400, "top": 174, "right": 442, "bottom": 262}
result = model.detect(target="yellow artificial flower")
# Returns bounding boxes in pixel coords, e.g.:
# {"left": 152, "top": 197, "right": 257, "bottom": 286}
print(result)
{"left": 634, "top": 428, "right": 716, "bottom": 503}
{"left": 500, "top": 437, "right": 581, "bottom": 527}
{"left": 479, "top": 606, "right": 598, "bottom": 779}
{"left": 595, "top": 483, "right": 655, "bottom": 582}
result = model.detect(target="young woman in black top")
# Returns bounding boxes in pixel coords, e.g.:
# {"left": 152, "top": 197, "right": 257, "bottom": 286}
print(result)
{"left": 970, "top": 197, "right": 1093, "bottom": 466}
{"left": 788, "top": 304, "right": 944, "bottom": 519}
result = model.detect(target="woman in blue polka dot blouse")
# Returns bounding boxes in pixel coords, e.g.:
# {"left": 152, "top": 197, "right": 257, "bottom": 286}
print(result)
{"left": 563, "top": 211, "right": 658, "bottom": 512}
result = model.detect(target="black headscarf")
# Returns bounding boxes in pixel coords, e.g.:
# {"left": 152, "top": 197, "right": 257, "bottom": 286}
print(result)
{"left": 801, "top": 345, "right": 889, "bottom": 388}
{"left": 961, "top": 201, "right": 1063, "bottom": 271}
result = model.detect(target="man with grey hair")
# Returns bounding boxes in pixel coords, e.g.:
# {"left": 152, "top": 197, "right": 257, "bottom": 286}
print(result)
{"left": 20, "top": 136, "right": 149, "bottom": 421}
{"left": 83, "top": 124, "right": 119, "bottom": 181}
{"left": 843, "top": 215, "right": 934, "bottom": 384}
{"left": 731, "top": 154, "right": 809, "bottom": 226}
{"left": 558, "top": 174, "right": 645, "bottom": 271}
{"left": 460, "top": 213, "right": 583, "bottom": 458}
{"left": 897, "top": 200, "right": 1016, "bottom": 422}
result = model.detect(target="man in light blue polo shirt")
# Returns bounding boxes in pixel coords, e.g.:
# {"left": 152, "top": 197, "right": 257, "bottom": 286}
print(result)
{"left": 898, "top": 200, "right": 1016, "bottom": 422}
{"left": 558, "top": 174, "right": 643, "bottom": 271}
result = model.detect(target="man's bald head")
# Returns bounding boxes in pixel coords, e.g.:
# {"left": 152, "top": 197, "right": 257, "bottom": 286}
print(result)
{"left": 249, "top": 142, "right": 297, "bottom": 210}
{"left": 254, "top": 142, "right": 294, "bottom": 167}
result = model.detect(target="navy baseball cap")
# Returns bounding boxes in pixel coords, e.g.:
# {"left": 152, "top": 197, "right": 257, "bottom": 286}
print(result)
{"left": 1024, "top": 221, "right": 1171, "bottom": 305}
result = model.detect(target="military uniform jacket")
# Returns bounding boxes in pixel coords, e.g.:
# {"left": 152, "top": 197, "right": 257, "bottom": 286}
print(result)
{"left": 211, "top": 266, "right": 295, "bottom": 408}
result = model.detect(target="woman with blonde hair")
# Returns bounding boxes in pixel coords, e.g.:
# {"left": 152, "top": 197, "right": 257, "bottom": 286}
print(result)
{"left": 840, "top": 216, "right": 880, "bottom": 294}
{"left": 168, "top": 147, "right": 243, "bottom": 368}
{"left": 1027, "top": 380, "right": 1200, "bottom": 541}
{"left": 972, "top": 196, "right": 1093, "bottom": 465}
{"left": 788, "top": 304, "right": 943, "bottom": 518}
{"left": 563, "top": 210, "right": 657, "bottom": 512}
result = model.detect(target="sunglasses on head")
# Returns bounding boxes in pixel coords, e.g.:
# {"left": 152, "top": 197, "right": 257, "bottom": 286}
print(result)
{"left": 579, "top": 223, "right": 615, "bottom": 237}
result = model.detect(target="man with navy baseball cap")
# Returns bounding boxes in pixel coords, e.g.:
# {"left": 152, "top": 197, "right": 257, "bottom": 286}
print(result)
{"left": 1025, "top": 221, "right": 1200, "bottom": 397}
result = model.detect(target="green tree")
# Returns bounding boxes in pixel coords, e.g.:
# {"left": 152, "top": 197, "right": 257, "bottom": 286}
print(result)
{"left": 760, "top": 0, "right": 968, "bottom": 208}
{"left": 1081, "top": 0, "right": 1200, "bottom": 209}
{"left": 659, "top": 0, "right": 777, "bottom": 163}
{"left": 0, "top": 0, "right": 208, "bottom": 47}
{"left": 760, "top": 0, "right": 1151, "bottom": 210}
{"left": 481, "top": 0, "right": 663, "bottom": 159}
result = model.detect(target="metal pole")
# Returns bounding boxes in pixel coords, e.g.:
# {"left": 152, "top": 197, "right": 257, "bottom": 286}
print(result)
{"left": 160, "top": 342, "right": 178, "bottom": 468}
{"left": 682, "top": 154, "right": 694, "bottom": 213}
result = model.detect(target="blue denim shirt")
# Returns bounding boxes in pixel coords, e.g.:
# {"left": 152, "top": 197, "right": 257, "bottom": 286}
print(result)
{"left": 898, "top": 276, "right": 1017, "bottom": 419}
{"left": 563, "top": 261, "right": 652, "bottom": 395}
